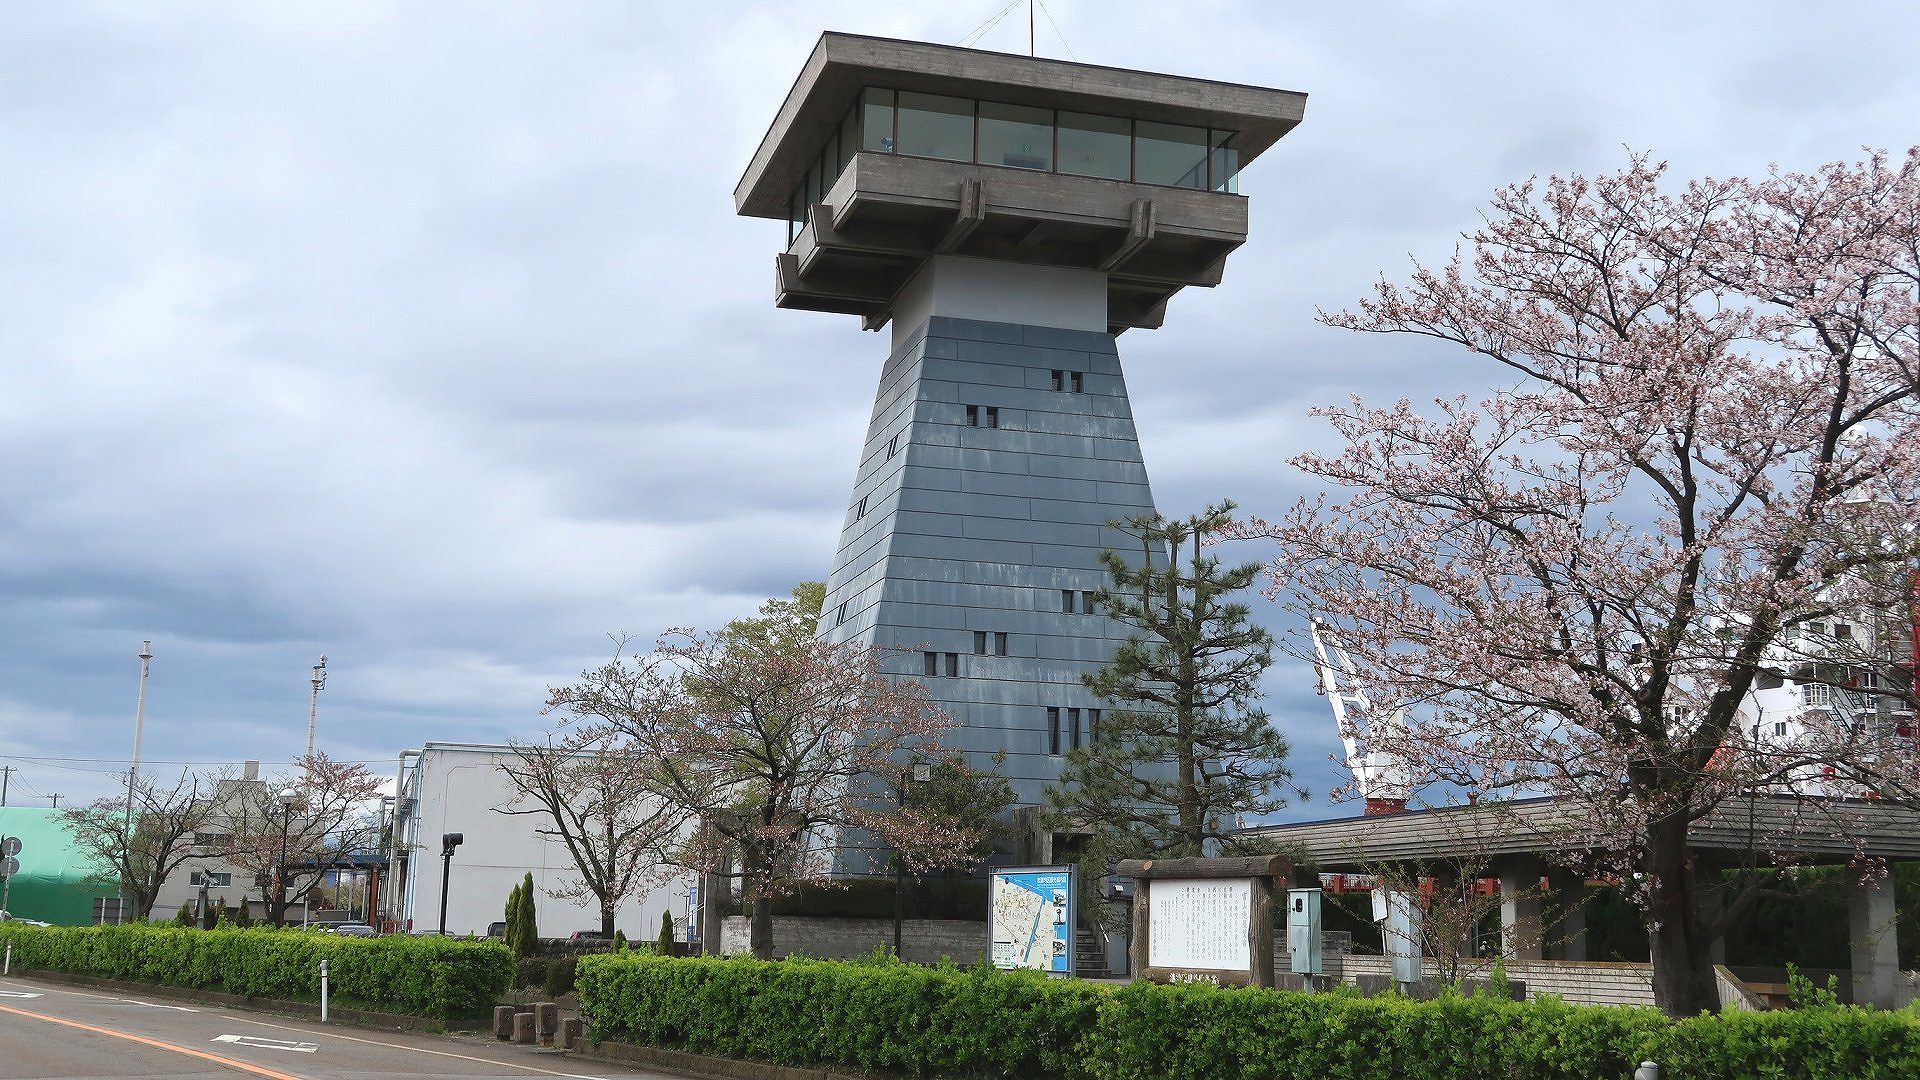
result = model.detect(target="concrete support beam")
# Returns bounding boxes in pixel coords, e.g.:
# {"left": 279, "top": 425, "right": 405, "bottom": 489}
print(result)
{"left": 1849, "top": 869, "right": 1901, "bottom": 1009}
{"left": 935, "top": 178, "right": 986, "bottom": 253}
{"left": 1548, "top": 873, "right": 1587, "bottom": 963}
{"left": 1497, "top": 859, "right": 1545, "bottom": 961}
{"left": 1098, "top": 199, "right": 1156, "bottom": 272}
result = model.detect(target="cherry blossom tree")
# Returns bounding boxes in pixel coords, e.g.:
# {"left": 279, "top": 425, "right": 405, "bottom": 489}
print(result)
{"left": 219, "top": 753, "right": 385, "bottom": 926}
{"left": 546, "top": 629, "right": 984, "bottom": 959}
{"left": 1248, "top": 151, "right": 1920, "bottom": 1014}
{"left": 495, "top": 728, "right": 688, "bottom": 938}
{"left": 61, "top": 769, "right": 226, "bottom": 920}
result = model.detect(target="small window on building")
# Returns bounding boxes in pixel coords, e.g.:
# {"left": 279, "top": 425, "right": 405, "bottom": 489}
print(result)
{"left": 888, "top": 434, "right": 899, "bottom": 459}
{"left": 966, "top": 405, "right": 979, "bottom": 427}
{"left": 924, "top": 651, "right": 939, "bottom": 677}
{"left": 1774, "top": 721, "right": 1789, "bottom": 737}
{"left": 1062, "top": 589, "right": 1075, "bottom": 613}
{"left": 1050, "top": 370, "right": 1064, "bottom": 392}
{"left": 1808, "top": 621, "right": 1828, "bottom": 636}
{"left": 1834, "top": 623, "right": 1854, "bottom": 640}
{"left": 945, "top": 652, "right": 958, "bottom": 678}
{"left": 1081, "top": 591, "right": 1095, "bottom": 615}
{"left": 1068, "top": 707, "right": 1082, "bottom": 750}
{"left": 837, "top": 601, "right": 849, "bottom": 626}
{"left": 995, "top": 632, "right": 1009, "bottom": 656}
{"left": 189, "top": 871, "right": 232, "bottom": 888}
{"left": 1088, "top": 708, "right": 1102, "bottom": 744}
{"left": 985, "top": 406, "right": 999, "bottom": 428}
{"left": 1802, "top": 683, "right": 1832, "bottom": 708}
{"left": 855, "top": 495, "right": 867, "bottom": 520}
{"left": 1070, "top": 371, "right": 1084, "bottom": 393}
{"left": 1047, "top": 707, "right": 1061, "bottom": 755}
{"left": 974, "top": 631, "right": 988, "bottom": 655}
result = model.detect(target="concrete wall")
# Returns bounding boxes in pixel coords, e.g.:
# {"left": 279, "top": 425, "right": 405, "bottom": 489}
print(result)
{"left": 720, "top": 915, "right": 989, "bottom": 966}
{"left": 387, "top": 744, "right": 692, "bottom": 939}
{"left": 1340, "top": 955, "right": 1657, "bottom": 1007}
{"left": 819, "top": 314, "right": 1164, "bottom": 849}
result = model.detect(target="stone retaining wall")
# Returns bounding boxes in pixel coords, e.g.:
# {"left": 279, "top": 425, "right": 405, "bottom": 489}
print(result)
{"left": 1341, "top": 955, "right": 1658, "bottom": 1007}
{"left": 720, "top": 916, "right": 987, "bottom": 965}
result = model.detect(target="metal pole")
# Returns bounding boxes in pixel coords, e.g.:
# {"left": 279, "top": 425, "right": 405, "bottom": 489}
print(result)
{"left": 1, "top": 765, "right": 13, "bottom": 806}
{"left": 892, "top": 773, "right": 905, "bottom": 958}
{"left": 276, "top": 801, "right": 292, "bottom": 927}
{"left": 304, "top": 655, "right": 327, "bottom": 761}
{"left": 319, "top": 959, "right": 329, "bottom": 1023}
{"left": 124, "top": 640, "right": 152, "bottom": 924}
{"left": 438, "top": 849, "right": 453, "bottom": 935}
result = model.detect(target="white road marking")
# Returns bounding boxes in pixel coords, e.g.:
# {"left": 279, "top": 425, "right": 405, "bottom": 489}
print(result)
{"left": 0, "top": 990, "right": 43, "bottom": 999}
{"left": 113, "top": 998, "right": 198, "bottom": 1012}
{"left": 227, "top": 1014, "right": 626, "bottom": 1079}
{"left": 212, "top": 1033, "right": 319, "bottom": 1054}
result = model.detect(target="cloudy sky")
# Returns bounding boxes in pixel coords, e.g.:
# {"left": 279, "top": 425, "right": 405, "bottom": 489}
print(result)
{"left": 3, "top": 1, "right": 1916, "bottom": 818}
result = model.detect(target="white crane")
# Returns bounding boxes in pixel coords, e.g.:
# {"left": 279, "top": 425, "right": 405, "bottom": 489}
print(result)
{"left": 1309, "top": 619, "right": 1412, "bottom": 815}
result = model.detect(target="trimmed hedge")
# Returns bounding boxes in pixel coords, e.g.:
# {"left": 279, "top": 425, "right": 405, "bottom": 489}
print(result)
{"left": 0, "top": 923, "right": 511, "bottom": 1023}
{"left": 575, "top": 952, "right": 1920, "bottom": 1080}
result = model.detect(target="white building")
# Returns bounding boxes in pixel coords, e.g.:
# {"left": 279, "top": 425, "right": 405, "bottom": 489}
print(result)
{"left": 381, "top": 742, "right": 693, "bottom": 940}
{"left": 1740, "top": 610, "right": 1917, "bottom": 794}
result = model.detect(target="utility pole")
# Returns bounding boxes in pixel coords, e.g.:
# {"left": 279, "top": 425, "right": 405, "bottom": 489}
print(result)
{"left": 48, "top": 793, "right": 62, "bottom": 809}
{"left": 1, "top": 765, "right": 13, "bottom": 807}
{"left": 304, "top": 655, "right": 328, "bottom": 761}
{"left": 121, "top": 640, "right": 154, "bottom": 924}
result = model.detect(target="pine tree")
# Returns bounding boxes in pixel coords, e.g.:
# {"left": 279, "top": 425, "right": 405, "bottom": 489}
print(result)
{"left": 1046, "top": 502, "right": 1296, "bottom": 862}
{"left": 657, "top": 909, "right": 675, "bottom": 955}
{"left": 503, "top": 880, "right": 523, "bottom": 957}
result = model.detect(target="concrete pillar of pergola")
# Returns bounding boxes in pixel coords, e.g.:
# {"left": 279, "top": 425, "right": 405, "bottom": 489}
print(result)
{"left": 1496, "top": 857, "right": 1546, "bottom": 961}
{"left": 1546, "top": 870, "right": 1587, "bottom": 962}
{"left": 1696, "top": 865, "right": 1727, "bottom": 966}
{"left": 1849, "top": 868, "right": 1901, "bottom": 1009}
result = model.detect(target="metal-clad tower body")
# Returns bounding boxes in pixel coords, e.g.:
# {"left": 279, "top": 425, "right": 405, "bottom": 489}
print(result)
{"left": 737, "top": 34, "right": 1306, "bottom": 850}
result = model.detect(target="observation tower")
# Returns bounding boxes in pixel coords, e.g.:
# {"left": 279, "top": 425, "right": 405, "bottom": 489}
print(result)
{"left": 736, "top": 33, "right": 1306, "bottom": 818}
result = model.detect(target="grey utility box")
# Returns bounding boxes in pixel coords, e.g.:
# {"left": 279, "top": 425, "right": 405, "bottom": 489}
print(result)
{"left": 1287, "top": 888, "right": 1323, "bottom": 976}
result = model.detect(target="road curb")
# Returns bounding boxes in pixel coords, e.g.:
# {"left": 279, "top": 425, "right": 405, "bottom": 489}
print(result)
{"left": 1, "top": 969, "right": 455, "bottom": 1033}
{"left": 569, "top": 1038, "right": 866, "bottom": 1080}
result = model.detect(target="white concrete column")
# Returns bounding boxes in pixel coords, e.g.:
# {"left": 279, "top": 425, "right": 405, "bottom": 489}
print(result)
{"left": 1849, "top": 870, "right": 1901, "bottom": 1009}
{"left": 1498, "top": 860, "right": 1545, "bottom": 961}
{"left": 1549, "top": 875, "right": 1588, "bottom": 962}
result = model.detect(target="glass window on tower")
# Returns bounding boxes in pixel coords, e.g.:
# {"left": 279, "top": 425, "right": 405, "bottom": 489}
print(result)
{"left": 896, "top": 91, "right": 974, "bottom": 162}
{"left": 1056, "top": 111, "right": 1130, "bottom": 180}
{"left": 861, "top": 88, "right": 896, "bottom": 153}
{"left": 977, "top": 101, "right": 1053, "bottom": 171}
{"left": 837, "top": 104, "right": 860, "bottom": 174}
{"left": 1209, "top": 131, "right": 1240, "bottom": 193}
{"left": 1134, "top": 120, "right": 1209, "bottom": 189}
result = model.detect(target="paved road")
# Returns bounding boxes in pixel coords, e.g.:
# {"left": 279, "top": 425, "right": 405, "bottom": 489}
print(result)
{"left": 0, "top": 974, "right": 673, "bottom": 1080}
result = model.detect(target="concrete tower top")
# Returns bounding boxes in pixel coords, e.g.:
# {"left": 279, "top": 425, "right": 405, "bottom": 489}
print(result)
{"left": 736, "top": 33, "right": 1308, "bottom": 334}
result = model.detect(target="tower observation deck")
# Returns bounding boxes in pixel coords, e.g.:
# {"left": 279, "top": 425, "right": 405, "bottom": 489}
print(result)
{"left": 738, "top": 33, "right": 1306, "bottom": 842}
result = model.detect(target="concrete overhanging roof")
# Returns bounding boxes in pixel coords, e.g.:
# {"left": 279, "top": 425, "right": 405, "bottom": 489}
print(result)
{"left": 736, "top": 32, "right": 1308, "bottom": 219}
{"left": 1244, "top": 794, "right": 1920, "bottom": 869}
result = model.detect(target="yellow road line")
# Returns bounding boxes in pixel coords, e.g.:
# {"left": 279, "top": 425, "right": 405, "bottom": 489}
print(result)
{"left": 0, "top": 1001, "right": 306, "bottom": 1080}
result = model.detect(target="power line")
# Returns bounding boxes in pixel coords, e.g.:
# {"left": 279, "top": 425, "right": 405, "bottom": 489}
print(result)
{"left": 958, "top": 0, "right": 1023, "bottom": 49}
{"left": 1035, "top": 0, "right": 1078, "bottom": 61}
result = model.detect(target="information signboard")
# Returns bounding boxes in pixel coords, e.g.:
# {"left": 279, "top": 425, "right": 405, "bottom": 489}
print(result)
{"left": 1146, "top": 878, "right": 1252, "bottom": 971}
{"left": 988, "top": 866, "right": 1074, "bottom": 976}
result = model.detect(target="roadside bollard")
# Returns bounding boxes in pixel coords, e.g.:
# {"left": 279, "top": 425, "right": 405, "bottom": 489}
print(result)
{"left": 513, "top": 1011, "right": 536, "bottom": 1044}
{"left": 1634, "top": 1063, "right": 1661, "bottom": 1080}
{"left": 4, "top": 940, "right": 11, "bottom": 976}
{"left": 319, "top": 959, "right": 330, "bottom": 1023}
{"left": 493, "top": 1006, "right": 516, "bottom": 1040}
{"left": 534, "top": 1001, "right": 559, "bottom": 1045}
{"left": 558, "top": 1017, "right": 584, "bottom": 1050}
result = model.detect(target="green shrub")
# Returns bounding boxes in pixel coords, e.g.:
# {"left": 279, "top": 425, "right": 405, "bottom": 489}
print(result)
{"left": 658, "top": 909, "right": 675, "bottom": 955}
{"left": 0, "top": 923, "right": 511, "bottom": 1023}
{"left": 514, "top": 956, "right": 548, "bottom": 989}
{"left": 544, "top": 955, "right": 577, "bottom": 999}
{"left": 574, "top": 953, "right": 1920, "bottom": 1080}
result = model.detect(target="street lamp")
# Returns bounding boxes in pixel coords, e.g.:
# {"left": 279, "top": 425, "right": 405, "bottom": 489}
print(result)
{"left": 438, "top": 832, "right": 463, "bottom": 936}
{"left": 274, "top": 787, "right": 297, "bottom": 927}
{"left": 891, "top": 760, "right": 933, "bottom": 959}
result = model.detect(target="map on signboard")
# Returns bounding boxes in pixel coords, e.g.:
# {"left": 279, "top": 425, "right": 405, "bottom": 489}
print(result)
{"left": 989, "top": 868, "right": 1072, "bottom": 973}
{"left": 1147, "top": 878, "right": 1252, "bottom": 972}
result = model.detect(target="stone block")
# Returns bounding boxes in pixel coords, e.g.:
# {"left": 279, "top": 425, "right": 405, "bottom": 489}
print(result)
{"left": 534, "top": 1001, "right": 559, "bottom": 1042}
{"left": 492, "top": 1005, "right": 515, "bottom": 1040}
{"left": 512, "top": 1011, "right": 535, "bottom": 1045}
{"left": 558, "top": 1017, "right": 584, "bottom": 1050}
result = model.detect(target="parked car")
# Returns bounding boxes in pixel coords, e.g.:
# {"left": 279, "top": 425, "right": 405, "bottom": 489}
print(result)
{"left": 486, "top": 921, "right": 506, "bottom": 938}
{"left": 0, "top": 912, "right": 51, "bottom": 926}
{"left": 568, "top": 930, "right": 610, "bottom": 942}
{"left": 330, "top": 923, "right": 377, "bottom": 937}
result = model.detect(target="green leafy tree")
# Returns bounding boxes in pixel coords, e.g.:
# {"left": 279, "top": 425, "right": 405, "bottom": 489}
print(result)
{"left": 1047, "top": 502, "right": 1297, "bottom": 864}
{"left": 515, "top": 871, "right": 538, "bottom": 957}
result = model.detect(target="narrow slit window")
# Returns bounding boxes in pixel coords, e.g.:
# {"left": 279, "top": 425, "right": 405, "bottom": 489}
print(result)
{"left": 1088, "top": 709, "right": 1101, "bottom": 745}
{"left": 1070, "top": 371, "right": 1084, "bottom": 393}
{"left": 1069, "top": 708, "right": 1082, "bottom": 750}
{"left": 1081, "top": 591, "right": 1095, "bottom": 615}
{"left": 837, "top": 601, "right": 849, "bottom": 626}
{"left": 945, "top": 652, "right": 958, "bottom": 678}
{"left": 1050, "top": 370, "right": 1064, "bottom": 391}
{"left": 1062, "top": 589, "right": 1075, "bottom": 613}
{"left": 855, "top": 495, "right": 867, "bottom": 520}
{"left": 1774, "top": 721, "right": 1788, "bottom": 737}
{"left": 966, "top": 405, "right": 979, "bottom": 427}
{"left": 1047, "top": 707, "right": 1061, "bottom": 755}
{"left": 995, "top": 632, "right": 1009, "bottom": 656}
{"left": 985, "top": 406, "right": 999, "bottom": 428}
{"left": 888, "top": 434, "right": 899, "bottom": 459}
{"left": 974, "top": 630, "right": 988, "bottom": 655}
{"left": 924, "top": 651, "right": 938, "bottom": 677}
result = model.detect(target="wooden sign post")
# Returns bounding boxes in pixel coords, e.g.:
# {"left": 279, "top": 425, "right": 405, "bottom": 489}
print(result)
{"left": 1115, "top": 854, "right": 1290, "bottom": 988}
